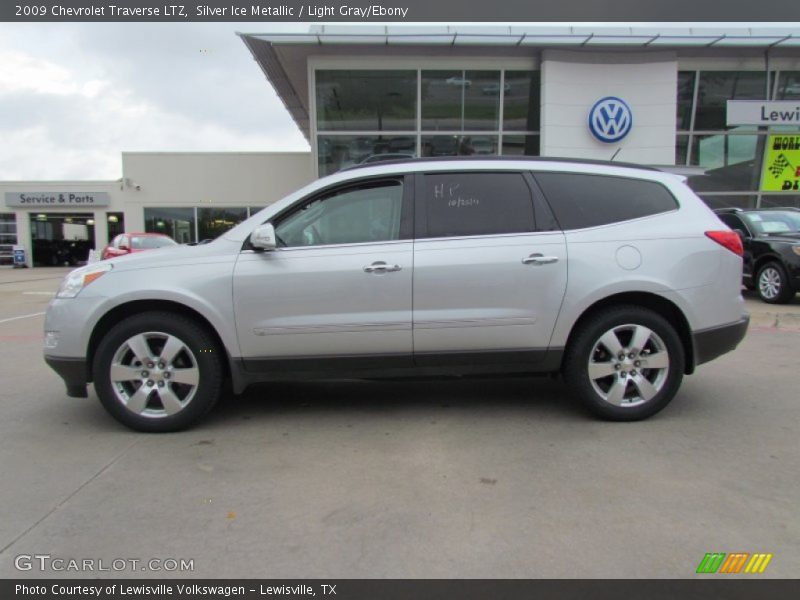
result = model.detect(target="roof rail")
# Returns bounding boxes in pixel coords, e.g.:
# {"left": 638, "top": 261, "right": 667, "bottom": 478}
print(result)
{"left": 340, "top": 155, "right": 660, "bottom": 173}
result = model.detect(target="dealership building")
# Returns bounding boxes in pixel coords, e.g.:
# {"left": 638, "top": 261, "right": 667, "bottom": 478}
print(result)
{"left": 0, "top": 153, "right": 311, "bottom": 266}
{"left": 3, "top": 23, "right": 800, "bottom": 267}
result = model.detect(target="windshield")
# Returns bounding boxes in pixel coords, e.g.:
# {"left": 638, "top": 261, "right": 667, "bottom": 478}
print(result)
{"left": 131, "top": 236, "right": 177, "bottom": 249}
{"left": 743, "top": 211, "right": 800, "bottom": 235}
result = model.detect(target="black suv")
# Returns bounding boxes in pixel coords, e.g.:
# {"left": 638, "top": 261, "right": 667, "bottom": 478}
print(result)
{"left": 715, "top": 207, "right": 800, "bottom": 304}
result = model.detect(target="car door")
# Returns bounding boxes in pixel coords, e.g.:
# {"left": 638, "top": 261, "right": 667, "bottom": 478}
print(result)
{"left": 233, "top": 176, "right": 414, "bottom": 370}
{"left": 412, "top": 170, "right": 567, "bottom": 365}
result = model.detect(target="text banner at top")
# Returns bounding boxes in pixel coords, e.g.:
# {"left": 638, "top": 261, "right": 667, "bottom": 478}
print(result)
{"left": 4, "top": 0, "right": 800, "bottom": 22}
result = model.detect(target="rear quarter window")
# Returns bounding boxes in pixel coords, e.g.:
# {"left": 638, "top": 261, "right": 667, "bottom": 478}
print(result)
{"left": 533, "top": 172, "right": 679, "bottom": 230}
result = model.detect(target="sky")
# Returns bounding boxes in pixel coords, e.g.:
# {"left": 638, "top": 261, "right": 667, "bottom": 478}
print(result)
{"left": 2, "top": 22, "right": 796, "bottom": 181}
{"left": 0, "top": 22, "right": 311, "bottom": 181}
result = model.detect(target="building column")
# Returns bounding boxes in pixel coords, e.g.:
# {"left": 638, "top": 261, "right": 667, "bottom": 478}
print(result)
{"left": 16, "top": 211, "right": 32, "bottom": 268}
{"left": 93, "top": 210, "right": 108, "bottom": 253}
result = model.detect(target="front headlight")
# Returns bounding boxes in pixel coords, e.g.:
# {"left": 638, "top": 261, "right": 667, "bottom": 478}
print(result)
{"left": 56, "top": 263, "right": 113, "bottom": 299}
{"left": 792, "top": 245, "right": 800, "bottom": 257}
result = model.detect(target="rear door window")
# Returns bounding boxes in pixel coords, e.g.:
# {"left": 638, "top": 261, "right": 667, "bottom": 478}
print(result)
{"left": 419, "top": 172, "right": 535, "bottom": 238}
{"left": 533, "top": 172, "right": 678, "bottom": 230}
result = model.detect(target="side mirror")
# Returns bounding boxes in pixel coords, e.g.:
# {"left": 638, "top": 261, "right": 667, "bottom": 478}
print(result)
{"left": 250, "top": 223, "right": 277, "bottom": 251}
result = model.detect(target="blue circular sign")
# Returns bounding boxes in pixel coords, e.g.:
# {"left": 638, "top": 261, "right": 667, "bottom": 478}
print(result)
{"left": 588, "top": 96, "right": 633, "bottom": 143}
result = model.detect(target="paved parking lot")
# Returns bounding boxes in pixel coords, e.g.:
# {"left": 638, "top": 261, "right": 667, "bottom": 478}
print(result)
{"left": 0, "top": 267, "right": 798, "bottom": 578}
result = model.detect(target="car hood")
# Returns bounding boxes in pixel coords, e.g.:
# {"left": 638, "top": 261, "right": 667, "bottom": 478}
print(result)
{"left": 102, "top": 238, "right": 241, "bottom": 271}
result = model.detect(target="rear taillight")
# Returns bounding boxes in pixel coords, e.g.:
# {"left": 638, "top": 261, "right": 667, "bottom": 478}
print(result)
{"left": 705, "top": 230, "right": 743, "bottom": 257}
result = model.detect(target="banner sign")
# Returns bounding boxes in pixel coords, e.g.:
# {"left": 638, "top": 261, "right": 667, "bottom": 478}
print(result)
{"left": 761, "top": 135, "right": 800, "bottom": 192}
{"left": 728, "top": 101, "right": 800, "bottom": 126}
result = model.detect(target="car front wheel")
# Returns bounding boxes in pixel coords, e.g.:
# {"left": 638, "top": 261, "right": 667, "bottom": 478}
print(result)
{"left": 756, "top": 261, "right": 794, "bottom": 304}
{"left": 93, "top": 311, "right": 224, "bottom": 432}
{"left": 563, "top": 306, "right": 685, "bottom": 421}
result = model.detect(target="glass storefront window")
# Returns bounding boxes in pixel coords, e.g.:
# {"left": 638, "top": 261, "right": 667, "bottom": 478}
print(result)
{"left": 316, "top": 70, "right": 416, "bottom": 131}
{"left": 698, "top": 195, "right": 758, "bottom": 210}
{"left": 761, "top": 195, "right": 800, "bottom": 208}
{"left": 0, "top": 213, "right": 16, "bottom": 265}
{"left": 501, "top": 135, "right": 540, "bottom": 156}
{"left": 675, "top": 135, "right": 690, "bottom": 165}
{"left": 694, "top": 71, "right": 768, "bottom": 131}
{"left": 503, "top": 71, "right": 540, "bottom": 132}
{"left": 677, "top": 71, "right": 696, "bottom": 131}
{"left": 687, "top": 133, "right": 765, "bottom": 192}
{"left": 421, "top": 135, "right": 498, "bottom": 157}
{"left": 197, "top": 207, "right": 248, "bottom": 241}
{"left": 421, "top": 70, "right": 500, "bottom": 131}
{"left": 318, "top": 134, "right": 417, "bottom": 176}
{"left": 106, "top": 212, "right": 124, "bottom": 239}
{"left": 314, "top": 69, "right": 539, "bottom": 175}
{"left": 144, "top": 207, "right": 195, "bottom": 244}
{"left": 775, "top": 72, "right": 800, "bottom": 100}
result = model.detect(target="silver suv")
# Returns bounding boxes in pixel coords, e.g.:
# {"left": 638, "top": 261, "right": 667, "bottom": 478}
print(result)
{"left": 44, "top": 158, "right": 749, "bottom": 431}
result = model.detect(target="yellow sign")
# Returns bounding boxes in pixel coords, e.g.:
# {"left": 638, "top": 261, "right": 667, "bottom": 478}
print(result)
{"left": 761, "top": 135, "right": 800, "bottom": 192}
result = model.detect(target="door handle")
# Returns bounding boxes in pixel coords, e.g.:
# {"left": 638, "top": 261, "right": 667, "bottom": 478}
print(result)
{"left": 522, "top": 253, "right": 559, "bottom": 265}
{"left": 363, "top": 261, "right": 402, "bottom": 273}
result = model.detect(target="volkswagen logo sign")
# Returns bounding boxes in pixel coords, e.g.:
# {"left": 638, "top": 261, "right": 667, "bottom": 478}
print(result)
{"left": 588, "top": 96, "right": 633, "bottom": 143}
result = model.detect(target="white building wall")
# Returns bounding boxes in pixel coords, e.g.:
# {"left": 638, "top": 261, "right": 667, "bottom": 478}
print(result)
{"left": 541, "top": 50, "right": 678, "bottom": 164}
{"left": 120, "top": 152, "right": 312, "bottom": 232}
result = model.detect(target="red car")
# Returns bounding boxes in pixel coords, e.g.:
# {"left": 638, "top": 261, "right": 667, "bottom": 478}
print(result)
{"left": 102, "top": 233, "right": 177, "bottom": 260}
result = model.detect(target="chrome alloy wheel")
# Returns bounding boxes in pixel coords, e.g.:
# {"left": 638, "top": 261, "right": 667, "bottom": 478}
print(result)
{"left": 587, "top": 324, "right": 670, "bottom": 408}
{"left": 109, "top": 332, "right": 200, "bottom": 418}
{"left": 758, "top": 267, "right": 782, "bottom": 300}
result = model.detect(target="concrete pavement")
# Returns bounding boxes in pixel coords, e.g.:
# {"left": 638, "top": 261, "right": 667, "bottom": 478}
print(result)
{"left": 0, "top": 267, "right": 797, "bottom": 578}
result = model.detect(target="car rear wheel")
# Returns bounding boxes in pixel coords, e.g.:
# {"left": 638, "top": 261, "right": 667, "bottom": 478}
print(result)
{"left": 563, "top": 306, "right": 685, "bottom": 421}
{"left": 93, "top": 311, "right": 224, "bottom": 432}
{"left": 756, "top": 261, "right": 794, "bottom": 304}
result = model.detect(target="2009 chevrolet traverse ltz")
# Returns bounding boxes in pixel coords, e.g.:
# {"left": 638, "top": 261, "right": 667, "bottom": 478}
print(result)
{"left": 44, "top": 158, "right": 749, "bottom": 431}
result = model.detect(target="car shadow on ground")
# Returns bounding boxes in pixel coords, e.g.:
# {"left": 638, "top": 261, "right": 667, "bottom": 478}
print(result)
{"left": 742, "top": 288, "right": 800, "bottom": 307}
{"left": 205, "top": 375, "right": 587, "bottom": 426}
{"left": 53, "top": 373, "right": 714, "bottom": 433}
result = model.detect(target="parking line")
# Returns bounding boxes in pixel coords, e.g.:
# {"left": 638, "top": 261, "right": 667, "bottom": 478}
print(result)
{"left": 0, "top": 312, "right": 46, "bottom": 324}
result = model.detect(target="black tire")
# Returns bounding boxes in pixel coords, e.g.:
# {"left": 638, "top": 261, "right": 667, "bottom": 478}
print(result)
{"left": 92, "top": 311, "right": 224, "bottom": 432}
{"left": 756, "top": 261, "right": 794, "bottom": 304}
{"left": 563, "top": 305, "right": 685, "bottom": 421}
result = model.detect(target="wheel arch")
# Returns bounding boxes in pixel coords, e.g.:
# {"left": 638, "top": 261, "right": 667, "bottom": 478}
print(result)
{"left": 753, "top": 253, "right": 784, "bottom": 274}
{"left": 87, "top": 300, "right": 234, "bottom": 387}
{"left": 562, "top": 292, "right": 695, "bottom": 375}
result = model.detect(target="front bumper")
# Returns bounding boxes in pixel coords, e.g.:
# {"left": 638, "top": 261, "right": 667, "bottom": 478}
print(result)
{"left": 692, "top": 315, "right": 750, "bottom": 367}
{"left": 44, "top": 356, "right": 88, "bottom": 398}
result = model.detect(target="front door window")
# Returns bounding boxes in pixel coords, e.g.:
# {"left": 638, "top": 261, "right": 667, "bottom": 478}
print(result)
{"left": 274, "top": 180, "right": 403, "bottom": 247}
